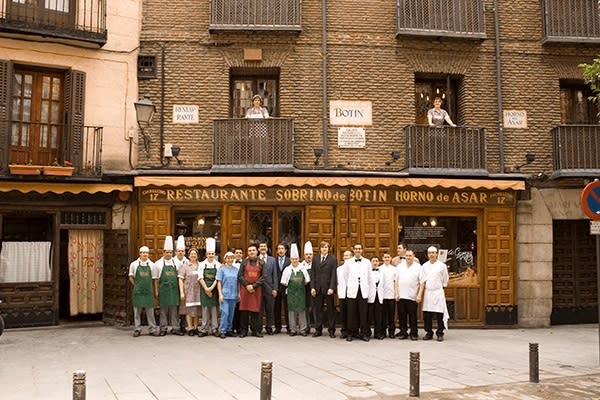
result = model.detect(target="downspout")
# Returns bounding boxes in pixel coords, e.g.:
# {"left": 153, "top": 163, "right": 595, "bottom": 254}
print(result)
{"left": 160, "top": 43, "right": 167, "bottom": 166}
{"left": 321, "top": 0, "right": 328, "bottom": 166}
{"left": 493, "top": 0, "right": 505, "bottom": 173}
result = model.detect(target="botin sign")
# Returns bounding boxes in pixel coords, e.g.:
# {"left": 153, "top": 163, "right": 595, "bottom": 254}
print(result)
{"left": 581, "top": 180, "right": 600, "bottom": 220}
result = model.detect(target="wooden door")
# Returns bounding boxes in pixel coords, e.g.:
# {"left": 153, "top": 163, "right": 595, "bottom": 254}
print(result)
{"left": 103, "top": 229, "right": 131, "bottom": 325}
{"left": 223, "top": 205, "right": 246, "bottom": 251}
{"left": 305, "top": 205, "right": 335, "bottom": 252}
{"left": 336, "top": 205, "right": 360, "bottom": 258}
{"left": 361, "top": 207, "right": 393, "bottom": 258}
{"left": 552, "top": 219, "right": 597, "bottom": 324}
{"left": 141, "top": 205, "right": 171, "bottom": 261}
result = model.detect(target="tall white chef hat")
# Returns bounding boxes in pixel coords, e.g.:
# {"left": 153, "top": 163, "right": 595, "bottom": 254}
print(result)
{"left": 176, "top": 235, "right": 186, "bottom": 251}
{"left": 164, "top": 235, "right": 174, "bottom": 251}
{"left": 290, "top": 243, "right": 299, "bottom": 259}
{"left": 427, "top": 246, "right": 438, "bottom": 253}
{"left": 206, "top": 237, "right": 216, "bottom": 253}
{"left": 304, "top": 241, "right": 313, "bottom": 255}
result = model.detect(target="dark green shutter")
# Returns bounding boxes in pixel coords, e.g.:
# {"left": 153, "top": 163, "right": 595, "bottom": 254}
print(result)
{"left": 64, "top": 70, "right": 85, "bottom": 170}
{"left": 0, "top": 60, "right": 13, "bottom": 174}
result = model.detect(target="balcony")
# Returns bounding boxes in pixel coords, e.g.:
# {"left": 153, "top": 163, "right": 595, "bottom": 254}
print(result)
{"left": 404, "top": 125, "right": 488, "bottom": 176}
{"left": 396, "top": 0, "right": 486, "bottom": 39}
{"left": 209, "top": 0, "right": 301, "bottom": 32}
{"left": 551, "top": 125, "right": 600, "bottom": 178}
{"left": 212, "top": 118, "right": 294, "bottom": 171}
{"left": 7, "top": 122, "right": 103, "bottom": 178}
{"left": 542, "top": 0, "right": 600, "bottom": 43}
{"left": 0, "top": 0, "right": 106, "bottom": 47}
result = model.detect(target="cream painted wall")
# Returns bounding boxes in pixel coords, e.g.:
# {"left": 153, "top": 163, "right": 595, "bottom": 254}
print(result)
{"left": 0, "top": 0, "right": 141, "bottom": 171}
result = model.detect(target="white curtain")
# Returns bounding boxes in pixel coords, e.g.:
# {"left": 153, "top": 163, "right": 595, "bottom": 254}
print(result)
{"left": 68, "top": 230, "right": 103, "bottom": 316}
{"left": 0, "top": 242, "right": 52, "bottom": 283}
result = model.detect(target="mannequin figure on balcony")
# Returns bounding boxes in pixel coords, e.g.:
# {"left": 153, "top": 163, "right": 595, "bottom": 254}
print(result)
{"left": 245, "top": 94, "right": 270, "bottom": 119}
{"left": 427, "top": 97, "right": 456, "bottom": 127}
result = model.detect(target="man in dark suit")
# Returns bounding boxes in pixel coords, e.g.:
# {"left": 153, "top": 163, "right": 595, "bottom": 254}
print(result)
{"left": 310, "top": 241, "right": 338, "bottom": 338}
{"left": 258, "top": 241, "right": 278, "bottom": 335}
{"left": 274, "top": 242, "right": 290, "bottom": 333}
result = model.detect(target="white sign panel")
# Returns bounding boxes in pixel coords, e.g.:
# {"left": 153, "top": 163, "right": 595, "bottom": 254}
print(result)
{"left": 503, "top": 110, "right": 527, "bottom": 128}
{"left": 173, "top": 105, "right": 199, "bottom": 124}
{"left": 338, "top": 127, "right": 366, "bottom": 148}
{"left": 330, "top": 100, "right": 372, "bottom": 126}
{"left": 591, "top": 221, "right": 600, "bottom": 235}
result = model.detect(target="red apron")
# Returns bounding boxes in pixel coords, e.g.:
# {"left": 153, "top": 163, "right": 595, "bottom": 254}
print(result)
{"left": 239, "top": 260, "right": 262, "bottom": 312}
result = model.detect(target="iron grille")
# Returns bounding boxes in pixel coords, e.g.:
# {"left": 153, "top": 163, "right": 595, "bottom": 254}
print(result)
{"left": 61, "top": 211, "right": 107, "bottom": 226}
{"left": 542, "top": 0, "right": 600, "bottom": 43}
{"left": 209, "top": 0, "right": 301, "bottom": 31}
{"left": 551, "top": 125, "right": 600, "bottom": 177}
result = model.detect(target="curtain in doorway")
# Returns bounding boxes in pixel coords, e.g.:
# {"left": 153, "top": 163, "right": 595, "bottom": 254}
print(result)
{"left": 0, "top": 241, "right": 52, "bottom": 282}
{"left": 68, "top": 230, "right": 103, "bottom": 316}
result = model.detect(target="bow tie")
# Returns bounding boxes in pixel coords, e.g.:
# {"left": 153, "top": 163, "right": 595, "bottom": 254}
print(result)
{"left": 372, "top": 268, "right": 379, "bottom": 271}
{"left": 355, "top": 258, "right": 361, "bottom": 262}
{"left": 400, "top": 256, "right": 406, "bottom": 259}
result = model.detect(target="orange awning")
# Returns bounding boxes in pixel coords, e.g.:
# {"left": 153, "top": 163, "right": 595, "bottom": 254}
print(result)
{"left": 134, "top": 176, "right": 525, "bottom": 191}
{"left": 0, "top": 182, "right": 133, "bottom": 195}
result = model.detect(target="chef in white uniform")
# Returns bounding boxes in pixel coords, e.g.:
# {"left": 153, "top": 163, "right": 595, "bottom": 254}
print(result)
{"left": 418, "top": 246, "right": 449, "bottom": 341}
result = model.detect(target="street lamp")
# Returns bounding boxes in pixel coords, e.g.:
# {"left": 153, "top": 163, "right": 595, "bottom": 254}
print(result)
{"left": 134, "top": 96, "right": 156, "bottom": 156}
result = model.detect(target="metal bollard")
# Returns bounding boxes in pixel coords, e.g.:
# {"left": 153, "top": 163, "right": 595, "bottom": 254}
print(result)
{"left": 73, "top": 370, "right": 86, "bottom": 400}
{"left": 529, "top": 343, "right": 539, "bottom": 383}
{"left": 409, "top": 352, "right": 420, "bottom": 397}
{"left": 260, "top": 360, "right": 273, "bottom": 400}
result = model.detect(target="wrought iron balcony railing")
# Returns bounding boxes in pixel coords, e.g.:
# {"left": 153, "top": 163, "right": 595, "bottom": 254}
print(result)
{"left": 404, "top": 125, "right": 487, "bottom": 175}
{"left": 212, "top": 118, "right": 294, "bottom": 170}
{"left": 552, "top": 125, "right": 600, "bottom": 177}
{"left": 7, "top": 121, "right": 103, "bottom": 178}
{"left": 396, "top": 0, "right": 486, "bottom": 39}
{"left": 0, "top": 0, "right": 106, "bottom": 47}
{"left": 209, "top": 0, "right": 301, "bottom": 32}
{"left": 542, "top": 0, "right": 600, "bottom": 43}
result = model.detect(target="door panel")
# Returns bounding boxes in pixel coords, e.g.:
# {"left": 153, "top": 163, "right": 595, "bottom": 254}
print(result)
{"left": 306, "top": 205, "right": 335, "bottom": 251}
{"left": 361, "top": 207, "right": 393, "bottom": 258}
{"left": 141, "top": 205, "right": 171, "bottom": 261}
{"left": 103, "top": 229, "right": 130, "bottom": 325}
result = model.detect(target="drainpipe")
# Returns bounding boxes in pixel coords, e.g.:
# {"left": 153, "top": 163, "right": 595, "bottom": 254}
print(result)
{"left": 493, "top": 0, "right": 505, "bottom": 173}
{"left": 159, "top": 43, "right": 167, "bottom": 167}
{"left": 321, "top": 0, "right": 328, "bottom": 166}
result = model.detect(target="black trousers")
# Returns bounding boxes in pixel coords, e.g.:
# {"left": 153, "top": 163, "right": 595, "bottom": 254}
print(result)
{"left": 262, "top": 293, "right": 275, "bottom": 331}
{"left": 368, "top": 295, "right": 385, "bottom": 337}
{"left": 382, "top": 298, "right": 396, "bottom": 336}
{"left": 423, "top": 311, "right": 444, "bottom": 337}
{"left": 398, "top": 298, "right": 418, "bottom": 337}
{"left": 347, "top": 288, "right": 369, "bottom": 337}
{"left": 231, "top": 301, "right": 241, "bottom": 333}
{"left": 313, "top": 292, "right": 336, "bottom": 333}
{"left": 339, "top": 298, "right": 348, "bottom": 335}
{"left": 240, "top": 311, "right": 261, "bottom": 334}
{"left": 274, "top": 283, "right": 288, "bottom": 331}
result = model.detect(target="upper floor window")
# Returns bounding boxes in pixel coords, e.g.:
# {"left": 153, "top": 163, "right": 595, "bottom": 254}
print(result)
{"left": 560, "top": 81, "right": 599, "bottom": 124}
{"left": 415, "top": 75, "right": 460, "bottom": 125}
{"left": 542, "top": 0, "right": 600, "bottom": 43}
{"left": 230, "top": 68, "right": 279, "bottom": 118}
{"left": 209, "top": 0, "right": 301, "bottom": 33}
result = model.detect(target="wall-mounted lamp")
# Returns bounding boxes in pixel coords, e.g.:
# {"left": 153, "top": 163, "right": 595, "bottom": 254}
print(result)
{"left": 314, "top": 148, "right": 323, "bottom": 165}
{"left": 164, "top": 144, "right": 182, "bottom": 165}
{"left": 385, "top": 150, "right": 401, "bottom": 166}
{"left": 134, "top": 96, "right": 156, "bottom": 156}
{"left": 514, "top": 152, "right": 535, "bottom": 172}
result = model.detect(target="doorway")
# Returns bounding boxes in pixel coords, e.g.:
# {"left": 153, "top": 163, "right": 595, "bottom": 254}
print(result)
{"left": 247, "top": 207, "right": 302, "bottom": 255}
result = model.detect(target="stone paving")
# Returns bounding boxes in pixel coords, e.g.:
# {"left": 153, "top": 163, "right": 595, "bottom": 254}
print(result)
{"left": 0, "top": 323, "right": 598, "bottom": 399}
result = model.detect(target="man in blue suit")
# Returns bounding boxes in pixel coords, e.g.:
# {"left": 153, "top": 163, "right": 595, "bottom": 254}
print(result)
{"left": 274, "top": 242, "right": 291, "bottom": 333}
{"left": 259, "top": 241, "right": 279, "bottom": 335}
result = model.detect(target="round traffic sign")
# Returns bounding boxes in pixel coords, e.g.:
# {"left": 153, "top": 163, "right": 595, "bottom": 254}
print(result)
{"left": 581, "top": 181, "right": 600, "bottom": 220}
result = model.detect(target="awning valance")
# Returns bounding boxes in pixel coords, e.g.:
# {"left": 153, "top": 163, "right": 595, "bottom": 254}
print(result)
{"left": 134, "top": 176, "right": 525, "bottom": 191}
{"left": 0, "top": 182, "right": 133, "bottom": 195}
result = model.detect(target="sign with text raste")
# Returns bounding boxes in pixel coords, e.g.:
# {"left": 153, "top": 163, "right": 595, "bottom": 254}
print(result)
{"left": 329, "top": 100, "right": 372, "bottom": 126}
{"left": 338, "top": 127, "right": 366, "bottom": 148}
{"left": 173, "top": 105, "right": 199, "bottom": 124}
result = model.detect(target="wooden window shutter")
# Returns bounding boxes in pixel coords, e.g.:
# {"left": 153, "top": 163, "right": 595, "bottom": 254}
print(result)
{"left": 0, "top": 60, "right": 13, "bottom": 174}
{"left": 64, "top": 70, "right": 86, "bottom": 169}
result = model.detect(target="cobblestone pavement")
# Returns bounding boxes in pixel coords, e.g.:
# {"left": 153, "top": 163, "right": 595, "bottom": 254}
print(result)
{"left": 0, "top": 324, "right": 598, "bottom": 399}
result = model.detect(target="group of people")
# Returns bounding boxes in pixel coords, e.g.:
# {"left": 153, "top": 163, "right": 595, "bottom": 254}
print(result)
{"left": 128, "top": 237, "right": 449, "bottom": 342}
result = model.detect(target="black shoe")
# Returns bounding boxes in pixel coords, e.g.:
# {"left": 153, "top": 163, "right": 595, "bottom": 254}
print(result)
{"left": 198, "top": 331, "right": 208, "bottom": 337}
{"left": 376, "top": 335, "right": 385, "bottom": 340}
{"left": 289, "top": 331, "right": 297, "bottom": 337}
{"left": 172, "top": 329, "right": 185, "bottom": 336}
{"left": 388, "top": 332, "right": 396, "bottom": 339}
{"left": 423, "top": 334, "right": 433, "bottom": 341}
{"left": 159, "top": 330, "right": 167, "bottom": 336}
{"left": 274, "top": 328, "right": 282, "bottom": 334}
{"left": 239, "top": 331, "right": 248, "bottom": 338}
{"left": 225, "top": 331, "right": 235, "bottom": 337}
{"left": 360, "top": 335, "right": 370, "bottom": 342}
{"left": 410, "top": 335, "right": 418, "bottom": 341}
{"left": 437, "top": 335, "right": 444, "bottom": 342}
{"left": 266, "top": 328, "right": 274, "bottom": 335}
{"left": 340, "top": 333, "right": 348, "bottom": 339}
{"left": 398, "top": 334, "right": 409, "bottom": 340}
{"left": 312, "top": 331, "right": 322, "bottom": 337}
{"left": 133, "top": 330, "right": 141, "bottom": 337}
{"left": 346, "top": 335, "right": 353, "bottom": 342}
{"left": 251, "top": 332, "right": 263, "bottom": 338}
{"left": 329, "top": 332, "right": 336, "bottom": 338}
{"left": 187, "top": 329, "right": 196, "bottom": 337}
{"left": 219, "top": 332, "right": 226, "bottom": 339}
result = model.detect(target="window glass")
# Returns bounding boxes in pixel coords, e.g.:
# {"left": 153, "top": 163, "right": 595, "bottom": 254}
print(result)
{"left": 174, "top": 211, "right": 222, "bottom": 261}
{"left": 415, "top": 76, "right": 459, "bottom": 125}
{"left": 230, "top": 70, "right": 279, "bottom": 117}
{"left": 560, "top": 82, "right": 599, "bottom": 124}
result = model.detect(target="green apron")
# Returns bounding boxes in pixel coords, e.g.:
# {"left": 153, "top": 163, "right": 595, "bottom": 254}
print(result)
{"left": 132, "top": 262, "right": 154, "bottom": 308}
{"left": 159, "top": 261, "right": 179, "bottom": 307}
{"left": 287, "top": 269, "right": 306, "bottom": 312}
{"left": 200, "top": 265, "right": 218, "bottom": 307}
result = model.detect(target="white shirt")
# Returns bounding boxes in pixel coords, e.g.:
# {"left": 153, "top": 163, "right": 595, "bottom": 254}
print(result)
{"left": 336, "top": 264, "right": 347, "bottom": 299}
{"left": 379, "top": 263, "right": 397, "bottom": 300}
{"left": 397, "top": 261, "right": 422, "bottom": 301}
{"left": 420, "top": 259, "right": 450, "bottom": 328}
{"left": 128, "top": 258, "right": 156, "bottom": 279}
{"left": 154, "top": 257, "right": 177, "bottom": 277}
{"left": 198, "top": 259, "right": 221, "bottom": 280}
{"left": 345, "top": 257, "right": 371, "bottom": 299}
{"left": 280, "top": 264, "right": 310, "bottom": 285}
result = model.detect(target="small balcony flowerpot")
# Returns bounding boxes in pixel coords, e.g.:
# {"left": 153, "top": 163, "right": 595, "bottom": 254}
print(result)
{"left": 42, "top": 166, "right": 74, "bottom": 176}
{"left": 9, "top": 164, "right": 43, "bottom": 175}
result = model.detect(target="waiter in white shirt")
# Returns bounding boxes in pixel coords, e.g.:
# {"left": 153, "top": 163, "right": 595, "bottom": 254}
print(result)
{"left": 345, "top": 243, "right": 371, "bottom": 342}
